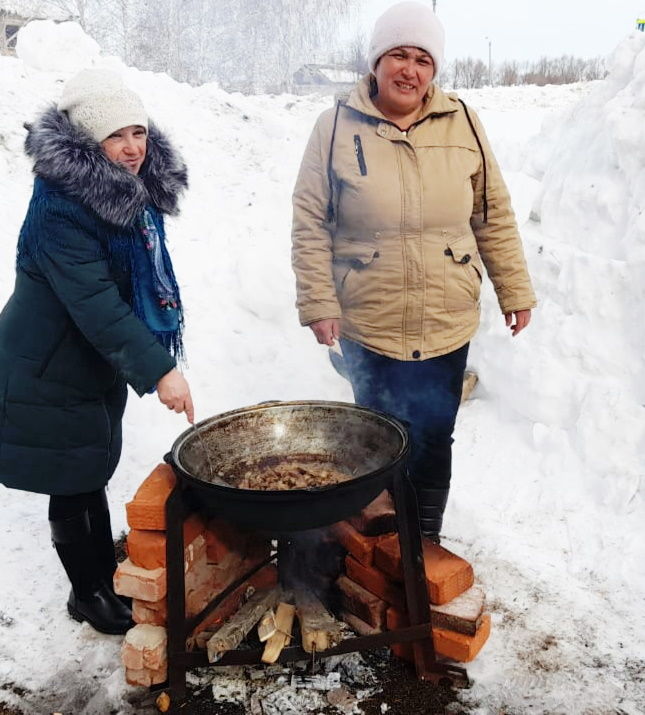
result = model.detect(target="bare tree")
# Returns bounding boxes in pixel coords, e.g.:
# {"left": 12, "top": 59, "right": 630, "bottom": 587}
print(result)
{"left": 497, "top": 60, "right": 521, "bottom": 86}
{"left": 344, "top": 31, "right": 368, "bottom": 78}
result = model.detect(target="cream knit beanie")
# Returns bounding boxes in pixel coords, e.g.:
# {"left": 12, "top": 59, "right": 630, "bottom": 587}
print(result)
{"left": 58, "top": 68, "right": 148, "bottom": 143}
{"left": 368, "top": 1, "right": 445, "bottom": 76}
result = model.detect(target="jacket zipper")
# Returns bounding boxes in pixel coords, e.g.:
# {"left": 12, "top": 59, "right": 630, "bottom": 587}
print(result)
{"left": 353, "top": 135, "right": 367, "bottom": 176}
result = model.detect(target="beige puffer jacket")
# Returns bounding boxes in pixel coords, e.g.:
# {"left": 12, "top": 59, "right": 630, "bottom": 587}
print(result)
{"left": 292, "top": 76, "right": 536, "bottom": 360}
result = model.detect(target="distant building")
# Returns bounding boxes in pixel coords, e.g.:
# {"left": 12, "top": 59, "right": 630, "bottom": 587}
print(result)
{"left": 292, "top": 63, "right": 361, "bottom": 96}
{"left": 1, "top": 2, "right": 74, "bottom": 56}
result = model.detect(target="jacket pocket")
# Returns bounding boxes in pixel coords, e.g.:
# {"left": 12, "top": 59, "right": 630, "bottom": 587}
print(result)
{"left": 443, "top": 234, "right": 483, "bottom": 313}
{"left": 36, "top": 327, "right": 70, "bottom": 378}
{"left": 332, "top": 239, "right": 380, "bottom": 308}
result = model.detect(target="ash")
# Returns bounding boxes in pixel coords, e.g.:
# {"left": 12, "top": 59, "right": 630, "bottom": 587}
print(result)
{"left": 186, "top": 651, "right": 381, "bottom": 714}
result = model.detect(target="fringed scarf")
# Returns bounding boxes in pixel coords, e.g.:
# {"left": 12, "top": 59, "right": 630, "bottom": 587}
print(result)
{"left": 130, "top": 208, "right": 185, "bottom": 362}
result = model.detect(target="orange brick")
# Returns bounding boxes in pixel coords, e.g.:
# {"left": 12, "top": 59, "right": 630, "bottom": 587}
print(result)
{"left": 186, "top": 582, "right": 212, "bottom": 618}
{"left": 386, "top": 607, "right": 491, "bottom": 663}
{"left": 348, "top": 490, "right": 397, "bottom": 536}
{"left": 114, "top": 558, "right": 166, "bottom": 601}
{"left": 125, "top": 664, "right": 167, "bottom": 687}
{"left": 330, "top": 521, "right": 383, "bottom": 566}
{"left": 341, "top": 610, "right": 382, "bottom": 636}
{"left": 345, "top": 556, "right": 405, "bottom": 608}
{"left": 337, "top": 575, "right": 387, "bottom": 629}
{"left": 433, "top": 614, "right": 491, "bottom": 662}
{"left": 122, "top": 624, "right": 167, "bottom": 671}
{"left": 125, "top": 464, "right": 176, "bottom": 530}
{"left": 132, "top": 598, "right": 167, "bottom": 626}
{"left": 374, "top": 535, "right": 474, "bottom": 605}
{"left": 127, "top": 515, "right": 206, "bottom": 570}
{"left": 185, "top": 546, "right": 210, "bottom": 592}
{"left": 194, "top": 564, "right": 278, "bottom": 635}
{"left": 205, "top": 518, "right": 248, "bottom": 564}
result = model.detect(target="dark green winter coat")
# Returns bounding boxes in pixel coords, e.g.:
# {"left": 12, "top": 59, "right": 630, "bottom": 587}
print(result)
{"left": 0, "top": 107, "right": 188, "bottom": 495}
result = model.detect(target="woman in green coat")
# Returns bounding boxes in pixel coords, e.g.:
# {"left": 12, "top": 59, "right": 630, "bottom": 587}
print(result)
{"left": 0, "top": 69, "right": 193, "bottom": 634}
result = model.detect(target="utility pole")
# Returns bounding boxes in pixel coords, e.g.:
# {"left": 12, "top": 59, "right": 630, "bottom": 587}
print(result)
{"left": 485, "top": 36, "right": 492, "bottom": 85}
{"left": 433, "top": 1, "right": 437, "bottom": 12}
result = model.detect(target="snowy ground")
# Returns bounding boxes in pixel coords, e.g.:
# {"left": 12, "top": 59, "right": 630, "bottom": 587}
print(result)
{"left": 0, "top": 22, "right": 644, "bottom": 715}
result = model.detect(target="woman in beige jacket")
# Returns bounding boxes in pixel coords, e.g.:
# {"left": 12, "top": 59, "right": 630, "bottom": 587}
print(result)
{"left": 292, "top": 1, "right": 536, "bottom": 542}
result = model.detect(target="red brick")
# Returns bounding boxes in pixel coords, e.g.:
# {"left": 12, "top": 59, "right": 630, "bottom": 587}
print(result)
{"left": 348, "top": 490, "right": 397, "bottom": 536}
{"left": 341, "top": 611, "right": 382, "bottom": 636}
{"left": 126, "top": 515, "right": 206, "bottom": 570}
{"left": 374, "top": 535, "right": 474, "bottom": 605}
{"left": 114, "top": 559, "right": 166, "bottom": 601}
{"left": 386, "top": 607, "right": 491, "bottom": 663}
{"left": 122, "top": 624, "right": 167, "bottom": 671}
{"left": 205, "top": 518, "right": 248, "bottom": 564}
{"left": 337, "top": 575, "right": 387, "bottom": 629}
{"left": 185, "top": 548, "right": 211, "bottom": 594}
{"left": 125, "top": 464, "right": 176, "bottom": 531}
{"left": 431, "top": 584, "right": 485, "bottom": 636}
{"left": 433, "top": 614, "right": 491, "bottom": 662}
{"left": 194, "top": 564, "right": 279, "bottom": 635}
{"left": 345, "top": 556, "right": 405, "bottom": 608}
{"left": 330, "top": 521, "right": 383, "bottom": 567}
{"left": 125, "top": 664, "right": 167, "bottom": 687}
{"left": 132, "top": 599, "right": 167, "bottom": 626}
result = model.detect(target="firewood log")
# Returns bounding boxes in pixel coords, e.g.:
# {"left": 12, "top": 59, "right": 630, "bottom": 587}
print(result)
{"left": 257, "top": 608, "right": 277, "bottom": 642}
{"left": 261, "top": 601, "right": 296, "bottom": 664}
{"left": 206, "top": 588, "right": 280, "bottom": 663}
{"left": 295, "top": 591, "right": 342, "bottom": 653}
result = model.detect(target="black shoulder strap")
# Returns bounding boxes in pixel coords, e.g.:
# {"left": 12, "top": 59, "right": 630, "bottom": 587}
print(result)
{"left": 326, "top": 101, "right": 343, "bottom": 224}
{"left": 458, "top": 99, "right": 488, "bottom": 224}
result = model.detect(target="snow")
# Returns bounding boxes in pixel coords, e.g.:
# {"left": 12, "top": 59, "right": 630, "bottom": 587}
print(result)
{"left": 16, "top": 20, "right": 100, "bottom": 73}
{"left": 318, "top": 67, "right": 361, "bottom": 84}
{"left": 0, "top": 21, "right": 644, "bottom": 715}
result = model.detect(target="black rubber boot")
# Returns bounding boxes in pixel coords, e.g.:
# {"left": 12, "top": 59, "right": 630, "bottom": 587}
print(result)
{"left": 417, "top": 487, "right": 450, "bottom": 544}
{"left": 50, "top": 512, "right": 133, "bottom": 635}
{"left": 87, "top": 490, "right": 131, "bottom": 608}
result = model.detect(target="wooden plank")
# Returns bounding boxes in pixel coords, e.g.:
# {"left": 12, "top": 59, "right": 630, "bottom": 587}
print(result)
{"left": 206, "top": 587, "right": 280, "bottom": 663}
{"left": 261, "top": 602, "right": 296, "bottom": 664}
{"left": 257, "top": 608, "right": 277, "bottom": 642}
{"left": 295, "top": 591, "right": 343, "bottom": 653}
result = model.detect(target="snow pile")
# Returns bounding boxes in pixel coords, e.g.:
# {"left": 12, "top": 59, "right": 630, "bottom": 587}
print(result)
{"left": 0, "top": 20, "right": 643, "bottom": 715}
{"left": 461, "top": 30, "right": 645, "bottom": 574}
{"left": 16, "top": 20, "right": 100, "bottom": 73}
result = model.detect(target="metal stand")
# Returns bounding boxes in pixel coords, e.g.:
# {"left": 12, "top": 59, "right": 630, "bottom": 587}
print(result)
{"left": 157, "top": 471, "right": 468, "bottom": 708}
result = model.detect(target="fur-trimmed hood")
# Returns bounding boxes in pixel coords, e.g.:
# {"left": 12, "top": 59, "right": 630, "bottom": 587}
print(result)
{"left": 24, "top": 106, "right": 188, "bottom": 228}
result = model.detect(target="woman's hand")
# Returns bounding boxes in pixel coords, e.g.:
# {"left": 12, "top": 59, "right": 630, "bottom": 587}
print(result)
{"left": 309, "top": 318, "right": 340, "bottom": 346}
{"left": 157, "top": 369, "right": 194, "bottom": 423}
{"left": 505, "top": 310, "right": 532, "bottom": 336}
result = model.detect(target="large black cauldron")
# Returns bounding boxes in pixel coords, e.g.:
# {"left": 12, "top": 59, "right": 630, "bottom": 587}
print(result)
{"left": 167, "top": 401, "right": 409, "bottom": 531}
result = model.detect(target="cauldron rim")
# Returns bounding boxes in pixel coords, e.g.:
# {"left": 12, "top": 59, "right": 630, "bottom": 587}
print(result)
{"left": 169, "top": 400, "right": 409, "bottom": 497}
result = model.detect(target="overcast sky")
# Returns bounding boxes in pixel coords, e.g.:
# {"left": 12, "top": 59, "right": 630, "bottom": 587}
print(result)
{"left": 355, "top": 0, "right": 645, "bottom": 62}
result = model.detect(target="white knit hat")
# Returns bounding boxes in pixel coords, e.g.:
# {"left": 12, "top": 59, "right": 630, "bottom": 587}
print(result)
{"left": 368, "top": 1, "right": 445, "bottom": 76}
{"left": 58, "top": 68, "right": 148, "bottom": 143}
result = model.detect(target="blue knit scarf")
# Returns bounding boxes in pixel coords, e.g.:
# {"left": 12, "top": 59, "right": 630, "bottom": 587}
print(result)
{"left": 130, "top": 208, "right": 185, "bottom": 361}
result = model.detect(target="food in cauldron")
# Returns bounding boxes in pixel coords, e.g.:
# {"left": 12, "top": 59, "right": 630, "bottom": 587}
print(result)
{"left": 217, "top": 457, "right": 353, "bottom": 491}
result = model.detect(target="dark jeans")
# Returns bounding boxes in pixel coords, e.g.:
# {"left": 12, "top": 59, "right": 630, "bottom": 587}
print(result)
{"left": 340, "top": 339, "right": 469, "bottom": 488}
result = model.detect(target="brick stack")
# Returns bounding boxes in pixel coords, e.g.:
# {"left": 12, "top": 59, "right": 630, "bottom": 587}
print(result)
{"left": 333, "top": 490, "right": 490, "bottom": 663}
{"left": 115, "top": 464, "right": 277, "bottom": 686}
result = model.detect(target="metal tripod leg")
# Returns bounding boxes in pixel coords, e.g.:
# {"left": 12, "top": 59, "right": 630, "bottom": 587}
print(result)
{"left": 392, "top": 469, "right": 438, "bottom": 679}
{"left": 165, "top": 483, "right": 189, "bottom": 702}
{"left": 392, "top": 470, "right": 469, "bottom": 685}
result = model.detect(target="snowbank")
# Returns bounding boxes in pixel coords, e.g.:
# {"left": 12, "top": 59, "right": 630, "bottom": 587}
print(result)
{"left": 16, "top": 20, "right": 100, "bottom": 73}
